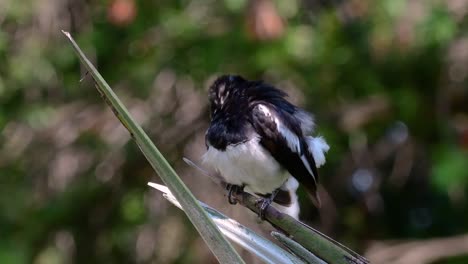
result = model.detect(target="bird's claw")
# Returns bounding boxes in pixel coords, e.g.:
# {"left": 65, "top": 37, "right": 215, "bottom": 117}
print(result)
{"left": 226, "top": 184, "right": 243, "bottom": 205}
{"left": 257, "top": 189, "right": 279, "bottom": 220}
{"left": 255, "top": 197, "right": 273, "bottom": 220}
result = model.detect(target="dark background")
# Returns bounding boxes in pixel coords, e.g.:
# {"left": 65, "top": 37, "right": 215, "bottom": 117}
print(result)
{"left": 1, "top": 0, "right": 468, "bottom": 263}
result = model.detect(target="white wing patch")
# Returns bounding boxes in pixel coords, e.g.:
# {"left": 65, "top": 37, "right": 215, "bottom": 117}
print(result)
{"left": 300, "top": 154, "right": 316, "bottom": 182}
{"left": 257, "top": 104, "right": 301, "bottom": 153}
{"left": 258, "top": 104, "right": 319, "bottom": 181}
{"left": 306, "top": 136, "right": 329, "bottom": 167}
{"left": 256, "top": 104, "right": 329, "bottom": 180}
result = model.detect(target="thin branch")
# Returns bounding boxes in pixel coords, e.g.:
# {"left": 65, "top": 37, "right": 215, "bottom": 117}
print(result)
{"left": 366, "top": 234, "right": 468, "bottom": 264}
{"left": 183, "top": 158, "right": 369, "bottom": 264}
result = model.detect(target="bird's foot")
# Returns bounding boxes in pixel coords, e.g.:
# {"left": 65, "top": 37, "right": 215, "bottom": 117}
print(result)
{"left": 257, "top": 198, "right": 272, "bottom": 220}
{"left": 226, "top": 184, "right": 243, "bottom": 205}
{"left": 256, "top": 189, "right": 280, "bottom": 220}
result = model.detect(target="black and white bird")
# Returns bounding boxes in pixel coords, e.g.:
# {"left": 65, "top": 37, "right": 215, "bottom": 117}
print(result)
{"left": 202, "top": 75, "right": 329, "bottom": 219}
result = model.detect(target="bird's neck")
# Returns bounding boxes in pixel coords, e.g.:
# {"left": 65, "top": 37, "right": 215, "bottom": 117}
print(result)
{"left": 206, "top": 115, "right": 251, "bottom": 150}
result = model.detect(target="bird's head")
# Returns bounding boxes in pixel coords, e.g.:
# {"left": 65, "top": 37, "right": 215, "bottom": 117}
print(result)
{"left": 208, "top": 75, "right": 248, "bottom": 117}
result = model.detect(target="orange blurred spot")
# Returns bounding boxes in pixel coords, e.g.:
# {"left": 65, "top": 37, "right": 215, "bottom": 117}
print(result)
{"left": 460, "top": 129, "right": 468, "bottom": 150}
{"left": 245, "top": 0, "right": 285, "bottom": 41}
{"left": 108, "top": 0, "right": 137, "bottom": 26}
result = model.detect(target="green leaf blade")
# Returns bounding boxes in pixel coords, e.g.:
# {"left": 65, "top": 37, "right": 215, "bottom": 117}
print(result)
{"left": 62, "top": 30, "right": 245, "bottom": 264}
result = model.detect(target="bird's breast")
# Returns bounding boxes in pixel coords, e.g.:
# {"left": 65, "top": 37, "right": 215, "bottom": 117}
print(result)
{"left": 202, "top": 136, "right": 289, "bottom": 194}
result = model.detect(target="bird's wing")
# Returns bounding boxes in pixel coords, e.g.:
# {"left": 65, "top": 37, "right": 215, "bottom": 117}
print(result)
{"left": 250, "top": 104, "right": 321, "bottom": 206}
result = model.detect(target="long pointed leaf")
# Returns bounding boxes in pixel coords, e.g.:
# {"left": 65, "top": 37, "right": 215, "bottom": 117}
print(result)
{"left": 62, "top": 30, "right": 244, "bottom": 264}
{"left": 148, "top": 182, "right": 305, "bottom": 264}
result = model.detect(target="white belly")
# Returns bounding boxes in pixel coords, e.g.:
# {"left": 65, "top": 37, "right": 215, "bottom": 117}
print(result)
{"left": 202, "top": 137, "right": 288, "bottom": 194}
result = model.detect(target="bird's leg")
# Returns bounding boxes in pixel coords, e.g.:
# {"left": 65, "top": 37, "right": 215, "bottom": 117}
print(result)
{"left": 226, "top": 184, "right": 244, "bottom": 205}
{"left": 258, "top": 188, "right": 280, "bottom": 220}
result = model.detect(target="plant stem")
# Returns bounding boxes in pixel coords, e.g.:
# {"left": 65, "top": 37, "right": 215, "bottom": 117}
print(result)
{"left": 62, "top": 30, "right": 245, "bottom": 264}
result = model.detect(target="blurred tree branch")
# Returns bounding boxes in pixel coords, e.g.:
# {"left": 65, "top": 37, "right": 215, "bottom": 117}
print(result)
{"left": 366, "top": 233, "right": 468, "bottom": 264}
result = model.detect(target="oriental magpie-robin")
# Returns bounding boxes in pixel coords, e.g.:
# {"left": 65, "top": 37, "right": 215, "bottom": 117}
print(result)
{"left": 202, "top": 75, "right": 329, "bottom": 219}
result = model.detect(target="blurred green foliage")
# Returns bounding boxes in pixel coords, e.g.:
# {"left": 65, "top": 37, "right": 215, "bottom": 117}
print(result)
{"left": 1, "top": 0, "right": 468, "bottom": 263}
